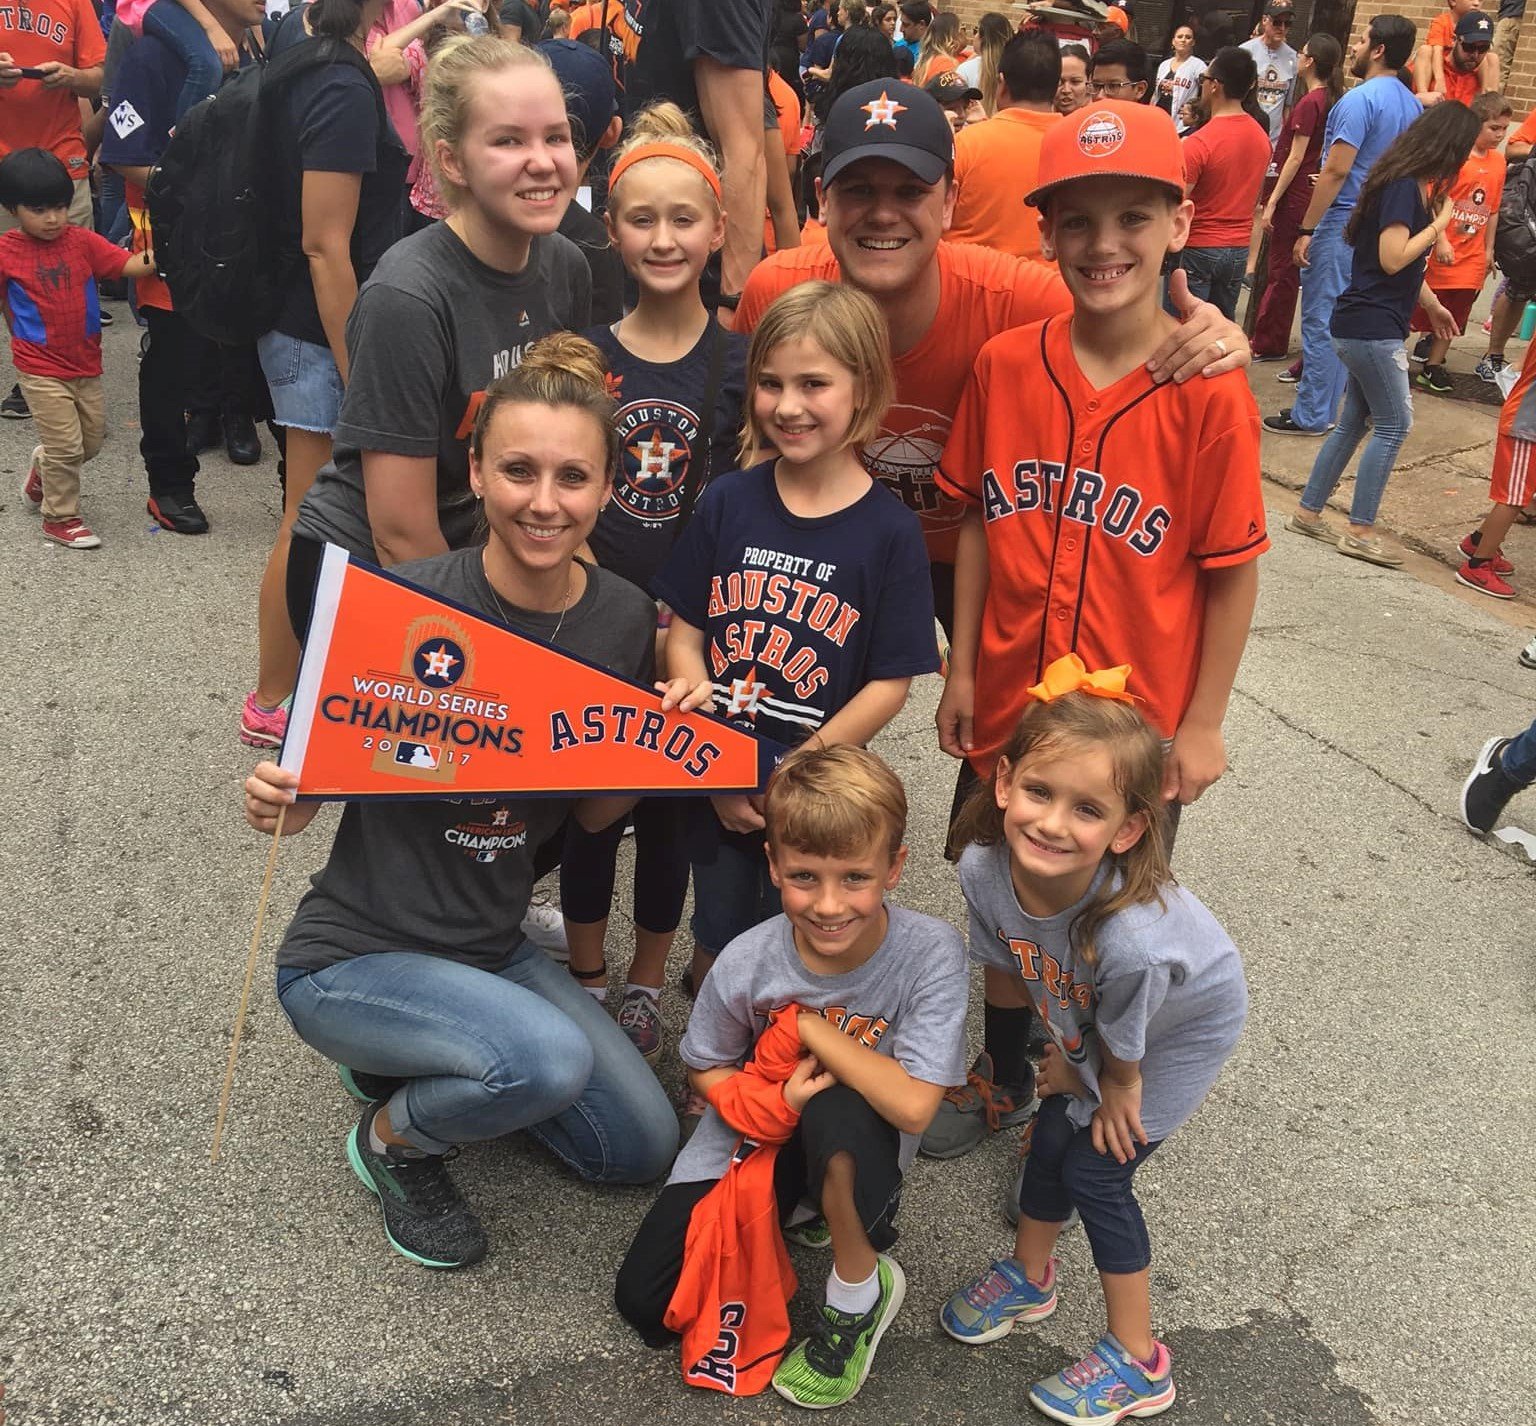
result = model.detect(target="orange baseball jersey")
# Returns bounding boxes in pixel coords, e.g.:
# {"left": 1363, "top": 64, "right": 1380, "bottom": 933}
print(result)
{"left": 937, "top": 316, "right": 1268, "bottom": 765}
{"left": 737, "top": 241, "right": 1070, "bottom": 563}
{"left": 1427, "top": 146, "right": 1504, "bottom": 292}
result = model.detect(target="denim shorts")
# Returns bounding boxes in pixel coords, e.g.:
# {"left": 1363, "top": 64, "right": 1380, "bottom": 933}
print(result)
{"left": 258, "top": 329, "right": 345, "bottom": 434}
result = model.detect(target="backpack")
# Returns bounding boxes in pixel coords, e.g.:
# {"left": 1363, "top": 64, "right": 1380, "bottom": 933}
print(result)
{"left": 1495, "top": 156, "right": 1536, "bottom": 295}
{"left": 145, "top": 35, "right": 385, "bottom": 346}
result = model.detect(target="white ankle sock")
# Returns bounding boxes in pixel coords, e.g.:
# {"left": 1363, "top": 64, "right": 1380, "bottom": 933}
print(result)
{"left": 583, "top": 983, "right": 607, "bottom": 1002}
{"left": 826, "top": 1264, "right": 880, "bottom": 1316}
{"left": 625, "top": 982, "right": 660, "bottom": 1001}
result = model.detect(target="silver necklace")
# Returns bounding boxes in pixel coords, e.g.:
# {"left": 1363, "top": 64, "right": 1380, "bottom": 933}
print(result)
{"left": 485, "top": 558, "right": 575, "bottom": 645}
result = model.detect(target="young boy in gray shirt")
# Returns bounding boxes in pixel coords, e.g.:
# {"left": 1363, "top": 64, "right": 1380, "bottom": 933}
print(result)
{"left": 615, "top": 746, "right": 968, "bottom": 1410}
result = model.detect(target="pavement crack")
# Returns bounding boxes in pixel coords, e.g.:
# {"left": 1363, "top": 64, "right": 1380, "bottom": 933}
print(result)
{"left": 1231, "top": 685, "right": 1448, "bottom": 823}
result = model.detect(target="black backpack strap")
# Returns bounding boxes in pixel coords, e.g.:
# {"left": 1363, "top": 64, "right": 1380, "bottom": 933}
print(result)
{"left": 675, "top": 319, "right": 729, "bottom": 538}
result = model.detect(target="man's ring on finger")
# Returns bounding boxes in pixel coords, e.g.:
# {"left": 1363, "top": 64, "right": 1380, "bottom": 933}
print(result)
{"left": 1213, "top": 338, "right": 1227, "bottom": 357}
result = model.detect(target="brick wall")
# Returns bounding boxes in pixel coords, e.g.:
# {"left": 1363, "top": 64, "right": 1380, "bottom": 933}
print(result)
{"left": 940, "top": 0, "right": 1536, "bottom": 118}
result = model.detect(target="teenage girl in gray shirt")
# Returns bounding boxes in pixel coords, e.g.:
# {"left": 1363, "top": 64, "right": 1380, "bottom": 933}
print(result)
{"left": 933, "top": 665, "right": 1248, "bottom": 1425}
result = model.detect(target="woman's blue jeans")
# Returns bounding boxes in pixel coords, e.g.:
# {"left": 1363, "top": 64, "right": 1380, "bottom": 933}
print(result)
{"left": 1299, "top": 336, "right": 1414, "bottom": 528}
{"left": 142, "top": 0, "right": 224, "bottom": 119}
{"left": 276, "top": 943, "right": 679, "bottom": 1181}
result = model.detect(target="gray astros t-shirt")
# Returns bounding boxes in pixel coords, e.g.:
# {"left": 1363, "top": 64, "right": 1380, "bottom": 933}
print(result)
{"left": 669, "top": 906, "right": 970, "bottom": 1185}
{"left": 277, "top": 549, "right": 654, "bottom": 974}
{"left": 294, "top": 221, "right": 593, "bottom": 560}
{"left": 958, "top": 842, "right": 1247, "bottom": 1142}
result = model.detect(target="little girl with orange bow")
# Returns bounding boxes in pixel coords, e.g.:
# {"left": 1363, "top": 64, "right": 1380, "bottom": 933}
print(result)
{"left": 935, "top": 655, "right": 1249, "bottom": 1426}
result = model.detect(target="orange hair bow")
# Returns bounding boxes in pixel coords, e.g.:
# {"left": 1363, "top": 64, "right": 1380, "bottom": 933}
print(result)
{"left": 1025, "top": 653, "right": 1136, "bottom": 706}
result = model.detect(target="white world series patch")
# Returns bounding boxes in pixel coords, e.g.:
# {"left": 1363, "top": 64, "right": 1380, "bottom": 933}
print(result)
{"left": 109, "top": 101, "right": 145, "bottom": 140}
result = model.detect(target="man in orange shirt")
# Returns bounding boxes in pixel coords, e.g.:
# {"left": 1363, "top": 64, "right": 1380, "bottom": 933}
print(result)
{"left": 1431, "top": 10, "right": 1500, "bottom": 104}
{"left": 1416, "top": 0, "right": 1483, "bottom": 93}
{"left": 0, "top": 0, "right": 105, "bottom": 419}
{"left": 947, "top": 31, "right": 1060, "bottom": 260}
{"left": 1413, "top": 89, "right": 1508, "bottom": 390}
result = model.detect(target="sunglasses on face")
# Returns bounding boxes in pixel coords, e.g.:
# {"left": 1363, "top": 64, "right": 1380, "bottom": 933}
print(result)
{"left": 1462, "top": 41, "right": 1490, "bottom": 52}
{"left": 1270, "top": 14, "right": 1293, "bottom": 24}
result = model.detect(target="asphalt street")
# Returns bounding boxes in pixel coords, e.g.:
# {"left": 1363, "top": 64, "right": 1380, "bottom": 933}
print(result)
{"left": 2, "top": 315, "right": 1534, "bottom": 1425}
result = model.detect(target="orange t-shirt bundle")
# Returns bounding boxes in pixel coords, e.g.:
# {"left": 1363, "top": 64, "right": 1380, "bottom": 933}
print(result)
{"left": 663, "top": 1004, "right": 804, "bottom": 1397}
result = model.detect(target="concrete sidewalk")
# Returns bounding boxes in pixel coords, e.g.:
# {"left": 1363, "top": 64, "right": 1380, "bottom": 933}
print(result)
{"left": 1251, "top": 301, "right": 1536, "bottom": 613}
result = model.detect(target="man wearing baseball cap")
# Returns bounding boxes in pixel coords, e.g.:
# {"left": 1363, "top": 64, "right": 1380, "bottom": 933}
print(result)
{"left": 736, "top": 80, "right": 1251, "bottom": 1162}
{"left": 1241, "top": 1, "right": 1300, "bottom": 147}
{"left": 1429, "top": 10, "right": 1501, "bottom": 103}
{"left": 924, "top": 68, "right": 985, "bottom": 131}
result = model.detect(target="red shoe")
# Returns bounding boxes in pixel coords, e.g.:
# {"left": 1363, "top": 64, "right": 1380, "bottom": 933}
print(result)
{"left": 1458, "top": 534, "right": 1513, "bottom": 575}
{"left": 42, "top": 516, "right": 101, "bottom": 549}
{"left": 21, "top": 444, "right": 42, "bottom": 508}
{"left": 1455, "top": 560, "right": 1516, "bottom": 599}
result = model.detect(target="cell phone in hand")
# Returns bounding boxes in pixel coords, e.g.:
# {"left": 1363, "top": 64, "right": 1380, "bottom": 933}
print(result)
{"left": 14, "top": 66, "right": 48, "bottom": 78}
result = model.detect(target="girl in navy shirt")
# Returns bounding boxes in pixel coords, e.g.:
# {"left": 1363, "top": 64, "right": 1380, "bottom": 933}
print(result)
{"left": 1288, "top": 102, "right": 1478, "bottom": 568}
{"left": 557, "top": 102, "right": 748, "bottom": 1062}
{"left": 654, "top": 281, "right": 939, "bottom": 1069}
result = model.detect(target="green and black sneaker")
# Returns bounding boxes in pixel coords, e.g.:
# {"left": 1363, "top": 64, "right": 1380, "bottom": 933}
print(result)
{"left": 772, "top": 1254, "right": 906, "bottom": 1408}
{"left": 345, "top": 1103, "right": 487, "bottom": 1269}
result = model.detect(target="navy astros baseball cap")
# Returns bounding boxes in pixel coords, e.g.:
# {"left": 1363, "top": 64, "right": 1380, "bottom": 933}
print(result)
{"left": 537, "top": 39, "right": 617, "bottom": 160}
{"left": 925, "top": 70, "right": 984, "bottom": 105}
{"left": 821, "top": 79, "right": 956, "bottom": 187}
{"left": 1456, "top": 11, "right": 1494, "bottom": 42}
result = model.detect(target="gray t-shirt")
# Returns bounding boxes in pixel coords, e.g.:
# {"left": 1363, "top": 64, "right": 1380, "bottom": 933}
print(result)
{"left": 1241, "top": 37, "right": 1298, "bottom": 147}
{"left": 278, "top": 548, "right": 654, "bottom": 974}
{"left": 669, "top": 907, "right": 970, "bottom": 1185}
{"left": 294, "top": 221, "right": 593, "bottom": 560}
{"left": 958, "top": 842, "right": 1247, "bottom": 1142}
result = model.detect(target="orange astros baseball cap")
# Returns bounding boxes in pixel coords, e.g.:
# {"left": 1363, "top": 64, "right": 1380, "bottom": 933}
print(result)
{"left": 1025, "top": 100, "right": 1185, "bottom": 210}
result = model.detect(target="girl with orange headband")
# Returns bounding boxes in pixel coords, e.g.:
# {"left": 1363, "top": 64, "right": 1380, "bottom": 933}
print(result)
{"left": 557, "top": 102, "right": 750, "bottom": 1070}
{"left": 937, "top": 664, "right": 1248, "bottom": 1424}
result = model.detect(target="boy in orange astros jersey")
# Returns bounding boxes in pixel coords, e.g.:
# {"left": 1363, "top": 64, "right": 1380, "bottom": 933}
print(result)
{"left": 616, "top": 746, "right": 968, "bottom": 1409}
{"left": 936, "top": 101, "right": 1266, "bottom": 859}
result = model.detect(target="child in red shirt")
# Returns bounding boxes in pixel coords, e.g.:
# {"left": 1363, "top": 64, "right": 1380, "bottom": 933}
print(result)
{"left": 0, "top": 148, "right": 152, "bottom": 548}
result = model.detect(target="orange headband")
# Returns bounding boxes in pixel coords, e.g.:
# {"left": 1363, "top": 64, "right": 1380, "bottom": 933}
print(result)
{"left": 1026, "top": 653, "right": 1137, "bottom": 706}
{"left": 607, "top": 142, "right": 723, "bottom": 204}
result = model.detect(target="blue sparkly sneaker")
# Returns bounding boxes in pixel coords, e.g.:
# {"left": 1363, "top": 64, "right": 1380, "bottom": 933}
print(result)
{"left": 939, "top": 1256, "right": 1057, "bottom": 1344}
{"left": 1028, "top": 1335, "right": 1175, "bottom": 1423}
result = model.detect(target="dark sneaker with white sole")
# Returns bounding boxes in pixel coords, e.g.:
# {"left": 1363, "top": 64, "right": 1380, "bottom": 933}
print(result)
{"left": 1461, "top": 737, "right": 1526, "bottom": 834}
{"left": 346, "top": 1102, "right": 487, "bottom": 1268}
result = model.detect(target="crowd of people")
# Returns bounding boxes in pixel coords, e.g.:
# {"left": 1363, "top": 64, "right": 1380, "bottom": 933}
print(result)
{"left": 4, "top": 0, "right": 1535, "bottom": 1419}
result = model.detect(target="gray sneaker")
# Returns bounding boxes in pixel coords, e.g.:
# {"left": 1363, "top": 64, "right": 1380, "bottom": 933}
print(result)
{"left": 1519, "top": 633, "right": 1536, "bottom": 670}
{"left": 919, "top": 1052, "right": 1037, "bottom": 1160}
{"left": 617, "top": 987, "right": 664, "bottom": 1062}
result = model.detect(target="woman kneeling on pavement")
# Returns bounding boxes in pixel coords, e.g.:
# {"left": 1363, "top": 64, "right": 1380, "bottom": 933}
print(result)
{"left": 243, "top": 337, "right": 707, "bottom": 1269}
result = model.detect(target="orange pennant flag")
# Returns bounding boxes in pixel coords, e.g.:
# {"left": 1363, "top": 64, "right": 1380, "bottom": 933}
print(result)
{"left": 280, "top": 544, "right": 778, "bottom": 800}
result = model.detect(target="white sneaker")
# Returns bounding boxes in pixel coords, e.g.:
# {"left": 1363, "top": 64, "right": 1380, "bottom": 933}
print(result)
{"left": 519, "top": 901, "right": 568, "bottom": 959}
{"left": 1520, "top": 634, "right": 1536, "bottom": 670}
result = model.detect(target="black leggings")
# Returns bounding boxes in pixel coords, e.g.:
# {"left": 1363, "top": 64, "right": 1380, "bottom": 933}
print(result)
{"left": 286, "top": 529, "right": 326, "bottom": 643}
{"left": 614, "top": 1084, "right": 901, "bottom": 1346}
{"left": 559, "top": 796, "right": 691, "bottom": 934}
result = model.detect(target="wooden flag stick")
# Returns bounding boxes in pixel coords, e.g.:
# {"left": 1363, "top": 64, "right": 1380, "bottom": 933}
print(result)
{"left": 210, "top": 803, "right": 286, "bottom": 1163}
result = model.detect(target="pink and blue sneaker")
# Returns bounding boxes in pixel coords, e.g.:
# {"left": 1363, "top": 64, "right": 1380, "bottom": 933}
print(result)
{"left": 939, "top": 1256, "right": 1057, "bottom": 1344}
{"left": 1028, "top": 1334, "right": 1175, "bottom": 1423}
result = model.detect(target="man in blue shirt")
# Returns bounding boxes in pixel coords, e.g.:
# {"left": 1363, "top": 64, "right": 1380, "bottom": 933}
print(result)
{"left": 894, "top": 0, "right": 930, "bottom": 66}
{"left": 1265, "top": 14, "right": 1422, "bottom": 436}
